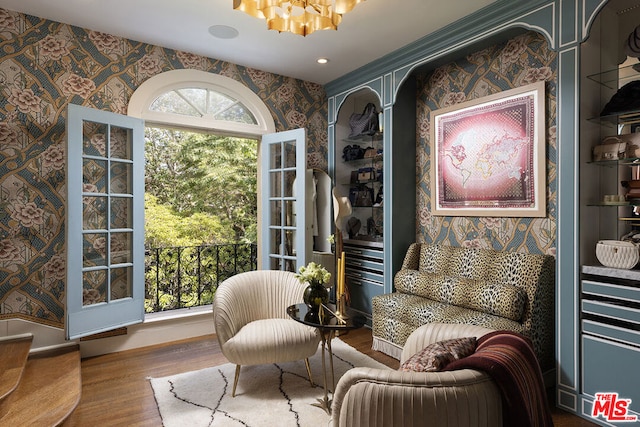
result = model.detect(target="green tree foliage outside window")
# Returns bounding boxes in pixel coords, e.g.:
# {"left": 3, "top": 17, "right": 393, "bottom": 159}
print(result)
{"left": 144, "top": 127, "right": 258, "bottom": 247}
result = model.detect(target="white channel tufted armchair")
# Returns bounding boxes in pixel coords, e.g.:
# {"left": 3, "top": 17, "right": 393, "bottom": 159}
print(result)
{"left": 212, "top": 270, "right": 321, "bottom": 397}
{"left": 330, "top": 323, "right": 503, "bottom": 427}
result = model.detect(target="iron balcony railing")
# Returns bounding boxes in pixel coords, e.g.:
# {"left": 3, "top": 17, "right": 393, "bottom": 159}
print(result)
{"left": 144, "top": 243, "right": 257, "bottom": 313}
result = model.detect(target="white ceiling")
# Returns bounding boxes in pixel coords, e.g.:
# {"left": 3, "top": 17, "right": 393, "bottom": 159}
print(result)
{"left": 0, "top": 0, "right": 496, "bottom": 85}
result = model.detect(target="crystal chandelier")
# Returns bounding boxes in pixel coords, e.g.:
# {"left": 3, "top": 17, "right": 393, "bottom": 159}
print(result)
{"left": 233, "top": 0, "right": 365, "bottom": 36}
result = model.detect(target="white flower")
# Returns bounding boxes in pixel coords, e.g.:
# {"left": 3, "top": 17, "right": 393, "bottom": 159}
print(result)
{"left": 295, "top": 262, "right": 331, "bottom": 287}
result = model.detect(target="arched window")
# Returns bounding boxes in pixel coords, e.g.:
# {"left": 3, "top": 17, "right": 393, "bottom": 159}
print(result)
{"left": 128, "top": 69, "right": 275, "bottom": 136}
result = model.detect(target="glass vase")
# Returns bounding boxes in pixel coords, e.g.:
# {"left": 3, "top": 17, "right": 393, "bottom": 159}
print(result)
{"left": 303, "top": 280, "right": 329, "bottom": 314}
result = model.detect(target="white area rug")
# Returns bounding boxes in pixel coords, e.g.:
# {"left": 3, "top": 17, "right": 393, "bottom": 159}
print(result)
{"left": 149, "top": 338, "right": 389, "bottom": 427}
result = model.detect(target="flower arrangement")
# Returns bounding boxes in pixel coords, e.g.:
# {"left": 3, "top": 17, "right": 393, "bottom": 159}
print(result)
{"left": 295, "top": 262, "right": 332, "bottom": 288}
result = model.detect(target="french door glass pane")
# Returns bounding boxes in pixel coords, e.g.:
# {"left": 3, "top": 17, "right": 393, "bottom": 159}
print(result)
{"left": 110, "top": 126, "right": 131, "bottom": 159}
{"left": 110, "top": 162, "right": 132, "bottom": 194}
{"left": 110, "top": 197, "right": 132, "bottom": 229}
{"left": 284, "top": 141, "right": 296, "bottom": 168}
{"left": 83, "top": 159, "right": 107, "bottom": 191}
{"left": 83, "top": 233, "right": 107, "bottom": 267}
{"left": 82, "top": 121, "right": 108, "bottom": 156}
{"left": 83, "top": 196, "right": 107, "bottom": 230}
{"left": 83, "top": 270, "right": 107, "bottom": 306}
{"left": 110, "top": 232, "right": 132, "bottom": 264}
{"left": 111, "top": 267, "right": 132, "bottom": 300}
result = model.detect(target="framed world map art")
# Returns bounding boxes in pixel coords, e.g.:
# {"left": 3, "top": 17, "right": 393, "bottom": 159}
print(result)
{"left": 430, "top": 81, "right": 546, "bottom": 217}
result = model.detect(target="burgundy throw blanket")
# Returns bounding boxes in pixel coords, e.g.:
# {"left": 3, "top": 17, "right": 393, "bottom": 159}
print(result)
{"left": 444, "top": 331, "right": 553, "bottom": 427}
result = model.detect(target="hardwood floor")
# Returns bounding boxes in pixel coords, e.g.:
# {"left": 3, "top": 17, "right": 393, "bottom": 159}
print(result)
{"left": 63, "top": 328, "right": 598, "bottom": 426}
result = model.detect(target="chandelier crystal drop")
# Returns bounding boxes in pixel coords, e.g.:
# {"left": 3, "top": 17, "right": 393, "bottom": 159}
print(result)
{"left": 233, "top": 0, "right": 365, "bottom": 36}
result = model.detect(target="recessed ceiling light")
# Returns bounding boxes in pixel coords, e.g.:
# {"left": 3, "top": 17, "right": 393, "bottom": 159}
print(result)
{"left": 208, "top": 25, "right": 239, "bottom": 39}
{"left": 317, "top": 58, "right": 329, "bottom": 64}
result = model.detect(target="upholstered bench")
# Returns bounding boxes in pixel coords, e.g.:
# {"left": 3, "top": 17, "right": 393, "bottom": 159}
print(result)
{"left": 372, "top": 243, "right": 555, "bottom": 372}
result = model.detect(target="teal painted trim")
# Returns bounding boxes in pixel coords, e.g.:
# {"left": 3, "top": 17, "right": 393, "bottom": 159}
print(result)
{"left": 383, "top": 73, "right": 392, "bottom": 108}
{"left": 556, "top": 46, "right": 580, "bottom": 392}
{"left": 325, "top": 0, "right": 555, "bottom": 96}
{"left": 559, "top": 0, "right": 578, "bottom": 47}
{"left": 328, "top": 123, "right": 335, "bottom": 180}
{"left": 330, "top": 77, "right": 383, "bottom": 125}
{"left": 328, "top": 96, "right": 336, "bottom": 126}
{"left": 582, "top": 0, "right": 608, "bottom": 43}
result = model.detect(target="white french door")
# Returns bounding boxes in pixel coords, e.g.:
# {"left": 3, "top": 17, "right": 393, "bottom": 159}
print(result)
{"left": 260, "top": 128, "right": 311, "bottom": 272}
{"left": 66, "top": 104, "right": 145, "bottom": 340}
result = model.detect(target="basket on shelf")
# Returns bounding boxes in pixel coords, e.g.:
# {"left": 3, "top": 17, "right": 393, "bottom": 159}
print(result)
{"left": 595, "top": 240, "right": 640, "bottom": 269}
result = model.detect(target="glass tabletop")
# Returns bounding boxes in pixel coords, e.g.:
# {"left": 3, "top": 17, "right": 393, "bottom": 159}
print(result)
{"left": 287, "top": 303, "right": 366, "bottom": 331}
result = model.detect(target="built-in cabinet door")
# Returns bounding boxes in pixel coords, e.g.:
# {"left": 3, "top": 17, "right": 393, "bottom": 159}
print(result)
{"left": 259, "top": 128, "right": 311, "bottom": 272}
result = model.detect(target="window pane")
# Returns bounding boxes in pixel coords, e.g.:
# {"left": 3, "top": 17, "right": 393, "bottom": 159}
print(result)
{"left": 111, "top": 232, "right": 132, "bottom": 264}
{"left": 270, "top": 143, "right": 282, "bottom": 169}
{"left": 83, "top": 270, "right": 107, "bottom": 306}
{"left": 269, "top": 171, "right": 281, "bottom": 197}
{"left": 110, "top": 126, "right": 131, "bottom": 160}
{"left": 83, "top": 121, "right": 108, "bottom": 157}
{"left": 150, "top": 87, "right": 257, "bottom": 124}
{"left": 270, "top": 257, "right": 282, "bottom": 270}
{"left": 270, "top": 200, "right": 282, "bottom": 227}
{"left": 284, "top": 199, "right": 295, "bottom": 226}
{"left": 215, "top": 103, "right": 256, "bottom": 124}
{"left": 151, "top": 91, "right": 200, "bottom": 116}
{"left": 269, "top": 228, "right": 281, "bottom": 256}
{"left": 207, "top": 90, "right": 236, "bottom": 114}
{"left": 83, "top": 159, "right": 107, "bottom": 192}
{"left": 177, "top": 88, "right": 206, "bottom": 115}
{"left": 110, "top": 161, "right": 132, "bottom": 194}
{"left": 284, "top": 140, "right": 296, "bottom": 168}
{"left": 284, "top": 171, "right": 296, "bottom": 197}
{"left": 111, "top": 267, "right": 132, "bottom": 300}
{"left": 111, "top": 197, "right": 132, "bottom": 229}
{"left": 83, "top": 233, "right": 107, "bottom": 267}
{"left": 83, "top": 196, "right": 107, "bottom": 230}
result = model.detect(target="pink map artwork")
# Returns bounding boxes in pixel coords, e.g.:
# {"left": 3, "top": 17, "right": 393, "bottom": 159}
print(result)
{"left": 435, "top": 96, "right": 536, "bottom": 210}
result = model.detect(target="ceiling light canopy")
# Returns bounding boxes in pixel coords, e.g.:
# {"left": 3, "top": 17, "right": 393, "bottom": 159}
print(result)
{"left": 233, "top": 0, "right": 365, "bottom": 36}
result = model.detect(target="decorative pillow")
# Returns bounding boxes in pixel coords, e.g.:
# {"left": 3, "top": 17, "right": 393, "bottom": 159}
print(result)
{"left": 451, "top": 281, "right": 527, "bottom": 322}
{"left": 393, "top": 270, "right": 527, "bottom": 322}
{"left": 400, "top": 337, "right": 477, "bottom": 372}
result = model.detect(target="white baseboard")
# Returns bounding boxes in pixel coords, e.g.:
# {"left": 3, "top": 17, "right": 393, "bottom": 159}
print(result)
{"left": 0, "top": 306, "right": 215, "bottom": 358}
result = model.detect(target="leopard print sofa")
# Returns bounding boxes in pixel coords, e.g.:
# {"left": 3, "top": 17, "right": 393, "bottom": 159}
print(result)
{"left": 372, "top": 243, "right": 555, "bottom": 372}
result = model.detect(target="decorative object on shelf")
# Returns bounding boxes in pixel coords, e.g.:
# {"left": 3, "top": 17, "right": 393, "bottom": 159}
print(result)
{"left": 595, "top": 240, "right": 640, "bottom": 269}
{"left": 348, "top": 185, "right": 373, "bottom": 207}
{"left": 346, "top": 217, "right": 361, "bottom": 239}
{"left": 342, "top": 144, "right": 364, "bottom": 161}
{"left": 593, "top": 137, "right": 627, "bottom": 161}
{"left": 600, "top": 80, "right": 640, "bottom": 117}
{"left": 602, "top": 194, "right": 627, "bottom": 205}
{"left": 624, "top": 24, "right": 640, "bottom": 57}
{"left": 296, "top": 262, "right": 331, "bottom": 314}
{"left": 348, "top": 102, "right": 379, "bottom": 138}
{"left": 232, "top": 0, "right": 366, "bottom": 37}
{"left": 430, "top": 81, "right": 546, "bottom": 217}
{"left": 356, "top": 167, "right": 375, "bottom": 182}
{"left": 363, "top": 147, "right": 377, "bottom": 158}
{"left": 622, "top": 179, "right": 640, "bottom": 200}
{"left": 373, "top": 186, "right": 383, "bottom": 207}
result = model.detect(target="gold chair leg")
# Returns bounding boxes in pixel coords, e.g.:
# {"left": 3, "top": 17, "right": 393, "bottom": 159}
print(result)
{"left": 232, "top": 364, "right": 241, "bottom": 397}
{"left": 304, "top": 358, "right": 314, "bottom": 387}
